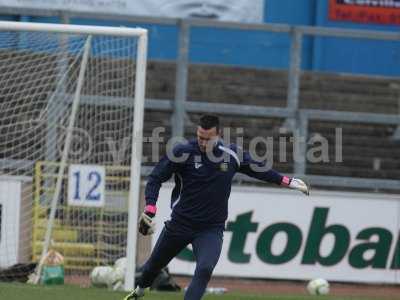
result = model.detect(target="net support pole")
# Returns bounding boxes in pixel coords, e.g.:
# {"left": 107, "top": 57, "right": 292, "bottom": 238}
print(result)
{"left": 125, "top": 32, "right": 148, "bottom": 291}
{"left": 33, "top": 35, "right": 92, "bottom": 284}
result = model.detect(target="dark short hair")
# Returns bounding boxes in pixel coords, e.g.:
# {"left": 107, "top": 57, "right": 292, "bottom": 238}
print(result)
{"left": 199, "top": 114, "right": 219, "bottom": 131}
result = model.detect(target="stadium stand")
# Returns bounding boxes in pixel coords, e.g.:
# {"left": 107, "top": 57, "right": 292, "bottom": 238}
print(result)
{"left": 0, "top": 55, "right": 398, "bottom": 181}
{"left": 145, "top": 61, "right": 400, "bottom": 180}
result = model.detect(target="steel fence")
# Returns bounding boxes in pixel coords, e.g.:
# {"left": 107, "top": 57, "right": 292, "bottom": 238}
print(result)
{"left": 0, "top": 8, "right": 399, "bottom": 191}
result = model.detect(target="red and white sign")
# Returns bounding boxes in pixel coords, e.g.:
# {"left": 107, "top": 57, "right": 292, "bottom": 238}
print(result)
{"left": 329, "top": 0, "right": 400, "bottom": 25}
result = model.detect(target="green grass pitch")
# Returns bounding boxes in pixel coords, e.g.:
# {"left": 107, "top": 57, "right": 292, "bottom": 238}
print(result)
{"left": 0, "top": 282, "right": 397, "bottom": 300}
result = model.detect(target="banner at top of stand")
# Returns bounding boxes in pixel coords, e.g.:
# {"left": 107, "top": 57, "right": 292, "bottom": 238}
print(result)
{"left": 329, "top": 0, "right": 400, "bottom": 25}
{"left": 0, "top": 0, "right": 265, "bottom": 24}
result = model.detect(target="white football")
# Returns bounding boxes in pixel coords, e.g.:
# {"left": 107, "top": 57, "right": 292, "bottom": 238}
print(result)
{"left": 114, "top": 257, "right": 127, "bottom": 269}
{"left": 112, "top": 257, "right": 127, "bottom": 290}
{"left": 307, "top": 278, "right": 330, "bottom": 295}
{"left": 90, "top": 266, "right": 118, "bottom": 288}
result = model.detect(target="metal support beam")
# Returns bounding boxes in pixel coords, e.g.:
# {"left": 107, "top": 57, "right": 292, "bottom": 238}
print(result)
{"left": 232, "top": 172, "right": 400, "bottom": 191}
{"left": 305, "top": 175, "right": 400, "bottom": 191}
{"left": 146, "top": 165, "right": 400, "bottom": 192}
{"left": 1, "top": 159, "right": 399, "bottom": 192}
{"left": 294, "top": 113, "right": 308, "bottom": 176}
{"left": 0, "top": 6, "right": 399, "bottom": 43}
{"left": 389, "top": 83, "right": 400, "bottom": 140}
{"left": 284, "top": 28, "right": 302, "bottom": 131}
{"left": 185, "top": 102, "right": 290, "bottom": 118}
{"left": 172, "top": 20, "right": 190, "bottom": 138}
{"left": 55, "top": 94, "right": 400, "bottom": 126}
{"left": 301, "top": 109, "right": 400, "bottom": 125}
{"left": 298, "top": 25, "right": 400, "bottom": 41}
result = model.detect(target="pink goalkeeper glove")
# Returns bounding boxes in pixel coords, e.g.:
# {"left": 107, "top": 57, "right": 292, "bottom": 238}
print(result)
{"left": 138, "top": 205, "right": 157, "bottom": 236}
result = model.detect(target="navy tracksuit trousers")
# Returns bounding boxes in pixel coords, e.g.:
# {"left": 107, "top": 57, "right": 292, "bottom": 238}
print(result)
{"left": 138, "top": 220, "right": 223, "bottom": 300}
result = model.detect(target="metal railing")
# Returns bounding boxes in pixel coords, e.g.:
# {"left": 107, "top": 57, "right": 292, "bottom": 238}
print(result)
{"left": 1, "top": 7, "right": 400, "bottom": 191}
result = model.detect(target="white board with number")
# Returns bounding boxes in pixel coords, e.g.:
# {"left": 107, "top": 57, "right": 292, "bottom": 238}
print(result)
{"left": 68, "top": 164, "right": 105, "bottom": 207}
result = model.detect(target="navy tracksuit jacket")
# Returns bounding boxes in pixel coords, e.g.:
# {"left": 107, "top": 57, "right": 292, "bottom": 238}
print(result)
{"left": 145, "top": 139, "right": 284, "bottom": 228}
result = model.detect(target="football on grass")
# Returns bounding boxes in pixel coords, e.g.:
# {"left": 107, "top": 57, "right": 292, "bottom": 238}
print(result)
{"left": 306, "top": 278, "right": 330, "bottom": 295}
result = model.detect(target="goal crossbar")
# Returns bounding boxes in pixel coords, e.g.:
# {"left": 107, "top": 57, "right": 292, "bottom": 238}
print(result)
{"left": 0, "top": 21, "right": 147, "bottom": 37}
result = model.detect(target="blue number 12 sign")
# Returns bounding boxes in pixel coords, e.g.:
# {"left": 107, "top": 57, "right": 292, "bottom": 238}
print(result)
{"left": 68, "top": 164, "right": 106, "bottom": 207}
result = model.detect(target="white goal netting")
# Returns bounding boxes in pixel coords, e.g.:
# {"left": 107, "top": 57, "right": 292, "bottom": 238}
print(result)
{"left": 0, "top": 22, "right": 146, "bottom": 289}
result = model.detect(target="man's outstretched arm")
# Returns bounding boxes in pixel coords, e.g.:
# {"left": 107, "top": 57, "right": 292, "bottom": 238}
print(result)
{"left": 237, "top": 150, "right": 310, "bottom": 195}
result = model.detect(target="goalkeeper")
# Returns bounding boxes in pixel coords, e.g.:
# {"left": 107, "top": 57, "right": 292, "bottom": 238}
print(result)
{"left": 124, "top": 114, "right": 309, "bottom": 300}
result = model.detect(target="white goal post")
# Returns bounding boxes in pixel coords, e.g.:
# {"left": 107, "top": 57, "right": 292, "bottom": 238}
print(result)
{"left": 0, "top": 21, "right": 147, "bottom": 291}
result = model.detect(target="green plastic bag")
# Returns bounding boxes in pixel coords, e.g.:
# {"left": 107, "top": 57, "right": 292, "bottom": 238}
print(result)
{"left": 40, "top": 250, "right": 65, "bottom": 285}
{"left": 41, "top": 265, "right": 65, "bottom": 285}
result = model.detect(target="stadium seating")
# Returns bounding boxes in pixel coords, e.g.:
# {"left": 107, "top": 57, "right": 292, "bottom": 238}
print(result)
{"left": 0, "top": 54, "right": 398, "bottom": 180}
{"left": 145, "top": 61, "right": 400, "bottom": 180}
